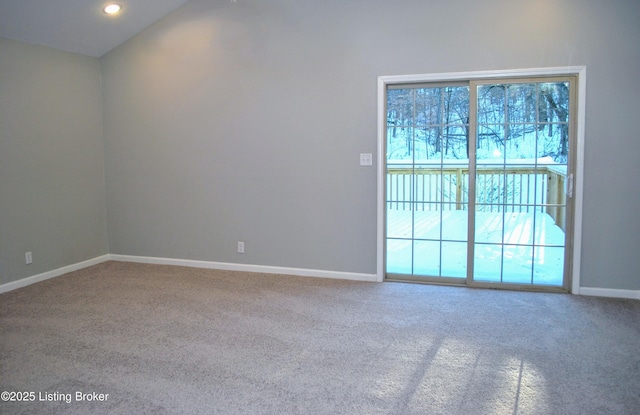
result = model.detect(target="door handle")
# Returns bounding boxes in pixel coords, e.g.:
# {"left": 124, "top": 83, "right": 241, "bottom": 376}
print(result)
{"left": 565, "top": 174, "right": 574, "bottom": 198}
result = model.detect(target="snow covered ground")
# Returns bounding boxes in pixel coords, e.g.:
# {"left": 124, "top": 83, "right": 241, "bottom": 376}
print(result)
{"left": 386, "top": 209, "right": 565, "bottom": 286}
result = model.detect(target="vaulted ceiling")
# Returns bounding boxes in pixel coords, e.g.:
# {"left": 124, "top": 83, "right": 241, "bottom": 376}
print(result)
{"left": 0, "top": 0, "right": 190, "bottom": 57}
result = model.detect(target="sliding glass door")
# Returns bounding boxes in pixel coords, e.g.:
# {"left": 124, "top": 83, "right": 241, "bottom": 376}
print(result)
{"left": 384, "top": 74, "right": 576, "bottom": 291}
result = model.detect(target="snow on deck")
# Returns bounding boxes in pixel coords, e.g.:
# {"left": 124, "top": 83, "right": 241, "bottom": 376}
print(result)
{"left": 386, "top": 209, "right": 565, "bottom": 286}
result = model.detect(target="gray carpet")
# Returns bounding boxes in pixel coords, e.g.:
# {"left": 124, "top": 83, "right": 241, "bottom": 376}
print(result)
{"left": 1, "top": 261, "right": 639, "bottom": 415}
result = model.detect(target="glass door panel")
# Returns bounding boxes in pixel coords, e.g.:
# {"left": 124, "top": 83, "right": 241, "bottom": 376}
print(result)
{"left": 385, "top": 85, "right": 469, "bottom": 280}
{"left": 472, "top": 81, "right": 570, "bottom": 287}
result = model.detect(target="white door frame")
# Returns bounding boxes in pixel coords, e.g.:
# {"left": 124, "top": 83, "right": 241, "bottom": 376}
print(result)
{"left": 376, "top": 66, "right": 586, "bottom": 293}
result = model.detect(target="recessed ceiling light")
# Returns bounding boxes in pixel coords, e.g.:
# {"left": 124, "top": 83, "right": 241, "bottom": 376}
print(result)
{"left": 103, "top": 4, "right": 122, "bottom": 14}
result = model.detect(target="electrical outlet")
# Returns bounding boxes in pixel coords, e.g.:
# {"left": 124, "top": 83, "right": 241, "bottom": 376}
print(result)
{"left": 25, "top": 251, "right": 33, "bottom": 264}
{"left": 237, "top": 241, "right": 245, "bottom": 254}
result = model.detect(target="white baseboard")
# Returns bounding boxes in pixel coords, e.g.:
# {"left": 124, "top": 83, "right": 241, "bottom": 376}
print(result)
{"left": 577, "top": 287, "right": 640, "bottom": 300}
{"left": 3, "top": 254, "right": 637, "bottom": 300}
{"left": 0, "top": 255, "right": 110, "bottom": 294}
{"left": 108, "top": 254, "right": 379, "bottom": 283}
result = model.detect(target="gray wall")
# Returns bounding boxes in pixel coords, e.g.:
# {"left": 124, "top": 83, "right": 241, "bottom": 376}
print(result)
{"left": 0, "top": 37, "right": 108, "bottom": 285}
{"left": 101, "top": 0, "right": 640, "bottom": 290}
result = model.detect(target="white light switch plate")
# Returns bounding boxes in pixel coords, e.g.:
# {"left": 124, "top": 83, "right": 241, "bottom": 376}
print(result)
{"left": 360, "top": 153, "right": 372, "bottom": 166}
